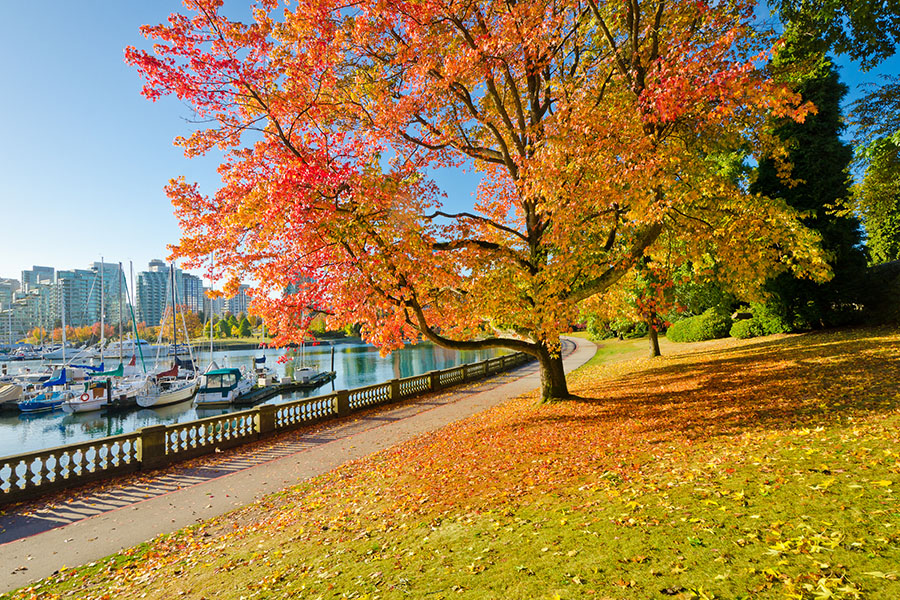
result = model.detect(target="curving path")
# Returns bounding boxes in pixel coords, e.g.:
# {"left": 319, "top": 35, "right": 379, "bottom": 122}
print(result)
{"left": 0, "top": 336, "right": 595, "bottom": 592}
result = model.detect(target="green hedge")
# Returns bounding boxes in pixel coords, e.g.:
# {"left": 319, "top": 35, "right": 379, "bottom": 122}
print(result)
{"left": 586, "top": 317, "right": 649, "bottom": 341}
{"left": 729, "top": 303, "right": 793, "bottom": 339}
{"left": 666, "top": 307, "right": 733, "bottom": 342}
{"left": 730, "top": 319, "right": 763, "bottom": 339}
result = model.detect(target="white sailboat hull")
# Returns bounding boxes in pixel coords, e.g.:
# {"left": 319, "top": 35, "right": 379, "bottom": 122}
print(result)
{"left": 137, "top": 379, "right": 198, "bottom": 408}
{"left": 62, "top": 396, "right": 106, "bottom": 413}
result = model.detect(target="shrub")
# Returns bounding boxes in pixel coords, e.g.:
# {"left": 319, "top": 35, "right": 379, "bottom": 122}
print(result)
{"left": 729, "top": 303, "right": 793, "bottom": 340}
{"left": 667, "top": 307, "right": 733, "bottom": 342}
{"left": 666, "top": 315, "right": 699, "bottom": 342}
{"left": 586, "top": 317, "right": 649, "bottom": 340}
{"left": 586, "top": 315, "right": 615, "bottom": 340}
{"left": 750, "top": 302, "right": 792, "bottom": 335}
{"left": 611, "top": 319, "right": 649, "bottom": 339}
{"left": 730, "top": 319, "right": 762, "bottom": 339}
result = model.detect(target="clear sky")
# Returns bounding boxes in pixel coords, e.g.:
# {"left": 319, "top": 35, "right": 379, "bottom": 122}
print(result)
{"left": 0, "top": 2, "right": 226, "bottom": 281}
{"left": 0, "top": 2, "right": 895, "bottom": 284}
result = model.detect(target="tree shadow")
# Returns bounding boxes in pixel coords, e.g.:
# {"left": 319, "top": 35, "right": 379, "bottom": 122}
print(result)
{"left": 523, "top": 328, "right": 900, "bottom": 443}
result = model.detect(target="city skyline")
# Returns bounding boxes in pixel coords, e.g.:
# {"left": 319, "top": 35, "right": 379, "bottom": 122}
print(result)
{"left": 0, "top": 259, "right": 251, "bottom": 342}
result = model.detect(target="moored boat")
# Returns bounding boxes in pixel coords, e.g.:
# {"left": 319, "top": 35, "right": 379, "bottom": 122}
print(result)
{"left": 254, "top": 356, "right": 279, "bottom": 387}
{"left": 62, "top": 381, "right": 109, "bottom": 414}
{"left": 18, "top": 367, "right": 76, "bottom": 413}
{"left": 138, "top": 263, "right": 199, "bottom": 408}
{"left": 137, "top": 364, "right": 198, "bottom": 408}
{"left": 18, "top": 390, "right": 73, "bottom": 413}
{"left": 0, "top": 383, "right": 24, "bottom": 411}
{"left": 194, "top": 367, "right": 253, "bottom": 407}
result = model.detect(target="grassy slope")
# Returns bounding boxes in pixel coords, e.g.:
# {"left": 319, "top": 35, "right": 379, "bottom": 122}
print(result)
{"left": 7, "top": 329, "right": 900, "bottom": 600}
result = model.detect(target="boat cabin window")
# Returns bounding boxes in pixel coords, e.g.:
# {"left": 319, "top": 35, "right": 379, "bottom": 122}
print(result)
{"left": 206, "top": 372, "right": 237, "bottom": 388}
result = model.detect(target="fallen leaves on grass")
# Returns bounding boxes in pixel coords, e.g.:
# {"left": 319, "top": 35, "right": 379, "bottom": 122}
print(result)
{"left": 6, "top": 328, "right": 900, "bottom": 600}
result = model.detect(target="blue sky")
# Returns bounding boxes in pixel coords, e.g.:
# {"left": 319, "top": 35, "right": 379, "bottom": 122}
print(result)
{"left": 0, "top": 2, "right": 224, "bottom": 281}
{"left": 0, "top": 2, "right": 895, "bottom": 284}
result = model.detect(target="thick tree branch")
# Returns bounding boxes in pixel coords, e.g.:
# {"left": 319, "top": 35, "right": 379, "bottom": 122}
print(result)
{"left": 566, "top": 220, "right": 665, "bottom": 303}
{"left": 406, "top": 299, "right": 538, "bottom": 355}
{"left": 432, "top": 239, "right": 534, "bottom": 273}
{"left": 586, "top": 0, "right": 633, "bottom": 88}
{"left": 423, "top": 210, "right": 528, "bottom": 242}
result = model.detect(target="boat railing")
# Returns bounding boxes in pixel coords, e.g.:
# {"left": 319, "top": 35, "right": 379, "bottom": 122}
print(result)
{"left": 0, "top": 351, "right": 533, "bottom": 506}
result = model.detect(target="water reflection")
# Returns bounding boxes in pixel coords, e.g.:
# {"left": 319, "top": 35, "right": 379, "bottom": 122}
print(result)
{"left": 0, "top": 341, "right": 500, "bottom": 458}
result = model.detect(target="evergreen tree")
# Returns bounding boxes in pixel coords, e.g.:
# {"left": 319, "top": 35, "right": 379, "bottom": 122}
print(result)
{"left": 751, "top": 39, "right": 866, "bottom": 328}
{"left": 217, "top": 319, "right": 231, "bottom": 338}
{"left": 774, "top": 0, "right": 900, "bottom": 69}
{"left": 238, "top": 317, "right": 252, "bottom": 338}
{"left": 856, "top": 138, "right": 900, "bottom": 265}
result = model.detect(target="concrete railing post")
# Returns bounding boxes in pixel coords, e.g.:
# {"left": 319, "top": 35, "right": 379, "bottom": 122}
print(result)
{"left": 256, "top": 404, "right": 277, "bottom": 437}
{"left": 390, "top": 378, "right": 400, "bottom": 401}
{"left": 428, "top": 370, "right": 441, "bottom": 392}
{"left": 336, "top": 390, "right": 350, "bottom": 417}
{"left": 139, "top": 425, "right": 169, "bottom": 470}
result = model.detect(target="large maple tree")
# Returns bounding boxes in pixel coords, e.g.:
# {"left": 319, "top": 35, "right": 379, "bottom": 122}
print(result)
{"left": 128, "top": 0, "right": 826, "bottom": 401}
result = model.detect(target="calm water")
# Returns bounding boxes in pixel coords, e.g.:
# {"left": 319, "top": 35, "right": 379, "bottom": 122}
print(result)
{"left": 0, "top": 341, "right": 500, "bottom": 459}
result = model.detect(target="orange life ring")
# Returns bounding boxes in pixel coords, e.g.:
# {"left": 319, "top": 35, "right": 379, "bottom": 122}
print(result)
{"left": 80, "top": 393, "right": 91, "bottom": 402}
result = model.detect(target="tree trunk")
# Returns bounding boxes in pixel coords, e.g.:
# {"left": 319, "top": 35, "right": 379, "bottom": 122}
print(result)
{"left": 536, "top": 342, "right": 569, "bottom": 403}
{"left": 647, "top": 319, "right": 661, "bottom": 358}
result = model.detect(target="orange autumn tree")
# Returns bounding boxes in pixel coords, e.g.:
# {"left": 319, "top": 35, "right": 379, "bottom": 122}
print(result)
{"left": 128, "top": 0, "right": 826, "bottom": 401}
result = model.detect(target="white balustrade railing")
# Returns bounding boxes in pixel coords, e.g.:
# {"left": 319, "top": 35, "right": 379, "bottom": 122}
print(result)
{"left": 0, "top": 351, "right": 532, "bottom": 506}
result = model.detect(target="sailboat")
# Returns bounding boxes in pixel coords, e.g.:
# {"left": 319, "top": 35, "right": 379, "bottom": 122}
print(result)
{"left": 286, "top": 338, "right": 337, "bottom": 389}
{"left": 93, "top": 263, "right": 150, "bottom": 409}
{"left": 18, "top": 368, "right": 76, "bottom": 412}
{"left": 21, "top": 282, "right": 78, "bottom": 412}
{"left": 61, "top": 380, "right": 111, "bottom": 414}
{"left": 62, "top": 257, "right": 110, "bottom": 414}
{"left": 137, "top": 262, "right": 198, "bottom": 408}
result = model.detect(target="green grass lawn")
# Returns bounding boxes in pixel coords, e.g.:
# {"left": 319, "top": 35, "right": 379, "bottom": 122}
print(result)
{"left": 7, "top": 328, "right": 900, "bottom": 600}
{"left": 568, "top": 332, "right": 687, "bottom": 367}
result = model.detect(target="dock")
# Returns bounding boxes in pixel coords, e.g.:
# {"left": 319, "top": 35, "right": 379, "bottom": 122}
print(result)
{"left": 232, "top": 372, "right": 337, "bottom": 406}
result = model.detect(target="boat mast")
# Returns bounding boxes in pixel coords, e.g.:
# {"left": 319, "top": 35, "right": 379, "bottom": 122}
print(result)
{"left": 209, "top": 253, "right": 214, "bottom": 361}
{"left": 118, "top": 262, "right": 124, "bottom": 365}
{"left": 99, "top": 257, "right": 105, "bottom": 363}
{"left": 171, "top": 262, "right": 177, "bottom": 359}
{"left": 127, "top": 261, "right": 147, "bottom": 374}
{"left": 60, "top": 280, "right": 67, "bottom": 364}
{"left": 176, "top": 264, "right": 197, "bottom": 376}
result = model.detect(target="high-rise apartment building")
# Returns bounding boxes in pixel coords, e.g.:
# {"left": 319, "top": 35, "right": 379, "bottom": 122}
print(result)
{"left": 202, "top": 286, "right": 226, "bottom": 319}
{"left": 54, "top": 268, "right": 102, "bottom": 327}
{"left": 0, "top": 279, "right": 19, "bottom": 311}
{"left": 136, "top": 260, "right": 182, "bottom": 327}
{"left": 225, "top": 284, "right": 251, "bottom": 316}
{"left": 91, "top": 262, "right": 128, "bottom": 327}
{"left": 182, "top": 273, "right": 204, "bottom": 314}
{"left": 21, "top": 266, "right": 54, "bottom": 293}
{"left": 2, "top": 288, "right": 51, "bottom": 341}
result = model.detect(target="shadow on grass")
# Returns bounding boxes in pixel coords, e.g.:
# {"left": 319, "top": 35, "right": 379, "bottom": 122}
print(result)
{"left": 537, "top": 327, "right": 900, "bottom": 443}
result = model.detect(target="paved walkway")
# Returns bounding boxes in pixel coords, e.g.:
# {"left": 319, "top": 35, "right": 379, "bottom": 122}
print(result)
{"left": 0, "top": 337, "right": 595, "bottom": 592}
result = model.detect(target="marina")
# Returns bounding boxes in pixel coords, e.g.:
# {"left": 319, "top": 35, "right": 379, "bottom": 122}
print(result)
{"left": 0, "top": 341, "right": 501, "bottom": 458}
